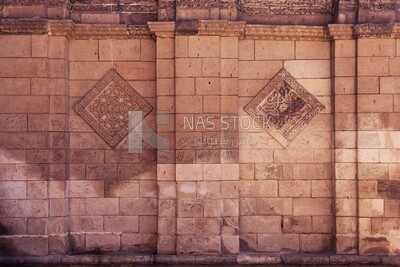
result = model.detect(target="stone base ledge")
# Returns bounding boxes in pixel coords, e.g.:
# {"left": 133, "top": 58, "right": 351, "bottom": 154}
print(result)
{"left": 1, "top": 253, "right": 400, "bottom": 265}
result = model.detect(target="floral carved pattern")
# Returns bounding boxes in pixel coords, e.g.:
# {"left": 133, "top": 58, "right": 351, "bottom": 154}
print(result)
{"left": 74, "top": 69, "right": 152, "bottom": 148}
{"left": 244, "top": 69, "right": 325, "bottom": 147}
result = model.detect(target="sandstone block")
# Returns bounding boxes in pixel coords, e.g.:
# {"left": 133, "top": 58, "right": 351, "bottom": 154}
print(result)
{"left": 335, "top": 131, "right": 356, "bottom": 148}
{"left": 381, "top": 77, "right": 400, "bottom": 94}
{"left": 176, "top": 95, "right": 202, "bottom": 113}
{"left": 361, "top": 163, "right": 389, "bottom": 180}
{"left": 0, "top": 78, "right": 30, "bottom": 95}
{"left": 140, "top": 216, "right": 158, "bottom": 234}
{"left": 334, "top": 40, "right": 356, "bottom": 58}
{"left": 240, "top": 180, "right": 277, "bottom": 198}
{"left": 0, "top": 236, "right": 48, "bottom": 256}
{"left": 69, "top": 40, "right": 99, "bottom": 61}
{"left": 176, "top": 36, "right": 189, "bottom": 58}
{"left": 0, "top": 181, "right": 26, "bottom": 199}
{"left": 140, "top": 180, "right": 157, "bottom": 198}
{"left": 293, "top": 198, "right": 331, "bottom": 216}
{"left": 121, "top": 233, "right": 156, "bottom": 253}
{"left": 86, "top": 233, "right": 120, "bottom": 252}
{"left": 158, "top": 217, "right": 176, "bottom": 235}
{"left": 358, "top": 57, "right": 389, "bottom": 76}
{"left": 284, "top": 60, "right": 330, "bottom": 79}
{"left": 257, "top": 198, "right": 292, "bottom": 215}
{"left": 189, "top": 36, "right": 220, "bottom": 58}
{"left": 0, "top": 35, "right": 31, "bottom": 58}
{"left": 196, "top": 78, "right": 220, "bottom": 95}
{"left": 239, "top": 163, "right": 254, "bottom": 180}
{"left": 239, "top": 40, "right": 254, "bottom": 60}
{"left": 358, "top": 149, "right": 380, "bottom": 163}
{"left": 255, "top": 40, "right": 294, "bottom": 60}
{"left": 114, "top": 62, "right": 156, "bottom": 80}
{"left": 120, "top": 198, "right": 157, "bottom": 215}
{"left": 221, "top": 59, "right": 239, "bottom": 78}
{"left": 222, "top": 235, "right": 239, "bottom": 254}
{"left": 335, "top": 77, "right": 355, "bottom": 95}
{"left": 0, "top": 96, "right": 48, "bottom": 113}
{"left": 240, "top": 216, "right": 281, "bottom": 234}
{"left": 32, "top": 35, "right": 48, "bottom": 58}
{"left": 258, "top": 234, "right": 299, "bottom": 252}
{"left": 69, "top": 62, "right": 112, "bottom": 80}
{"left": 335, "top": 57, "right": 356, "bottom": 77}
{"left": 335, "top": 113, "right": 356, "bottom": 131}
{"left": 336, "top": 217, "right": 357, "bottom": 234}
{"left": 221, "top": 181, "right": 239, "bottom": 198}
{"left": 159, "top": 199, "right": 176, "bottom": 217}
{"left": 157, "top": 235, "right": 176, "bottom": 254}
{"left": 176, "top": 77, "right": 195, "bottom": 95}
{"left": 178, "top": 200, "right": 203, "bottom": 218}
{"left": 274, "top": 149, "right": 313, "bottom": 163}
{"left": 279, "top": 180, "right": 310, "bottom": 197}
{"left": 311, "top": 180, "right": 332, "bottom": 197}
{"left": 358, "top": 95, "right": 393, "bottom": 112}
{"left": 358, "top": 39, "right": 395, "bottom": 57}
{"left": 296, "top": 41, "right": 330, "bottom": 59}
{"left": 239, "top": 149, "right": 273, "bottom": 163}
{"left": 0, "top": 199, "right": 48, "bottom": 217}
{"left": 336, "top": 198, "right": 357, "bottom": 217}
{"left": 359, "top": 181, "right": 379, "bottom": 199}
{"left": 85, "top": 198, "right": 119, "bottom": 216}
{"left": 197, "top": 181, "right": 220, "bottom": 199}
{"left": 202, "top": 58, "right": 220, "bottom": 77}
{"left": 359, "top": 199, "right": 384, "bottom": 217}
{"left": 300, "top": 234, "right": 332, "bottom": 252}
{"left": 283, "top": 216, "right": 312, "bottom": 234}
{"left": 239, "top": 61, "right": 283, "bottom": 79}
{"left": 0, "top": 114, "right": 27, "bottom": 131}
{"left": 105, "top": 180, "right": 139, "bottom": 198}
{"left": 240, "top": 198, "right": 256, "bottom": 216}
{"left": 0, "top": 163, "right": 49, "bottom": 180}
{"left": 176, "top": 164, "right": 203, "bottom": 181}
{"left": 336, "top": 180, "right": 357, "bottom": 198}
{"left": 221, "top": 199, "right": 239, "bottom": 216}
{"left": 48, "top": 36, "right": 66, "bottom": 59}
{"left": 140, "top": 39, "right": 156, "bottom": 61}
{"left": 49, "top": 199, "right": 66, "bottom": 217}
{"left": 68, "top": 181, "right": 104, "bottom": 198}
{"left": 27, "top": 181, "right": 47, "bottom": 199}
{"left": 358, "top": 77, "right": 379, "bottom": 94}
{"left": 157, "top": 59, "right": 175, "bottom": 78}
{"left": 389, "top": 164, "right": 400, "bottom": 180}
{"left": 156, "top": 37, "right": 175, "bottom": 59}
{"left": 221, "top": 37, "right": 239, "bottom": 59}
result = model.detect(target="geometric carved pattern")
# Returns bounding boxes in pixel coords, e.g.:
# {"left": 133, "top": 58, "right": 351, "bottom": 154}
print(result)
{"left": 239, "top": 0, "right": 333, "bottom": 15}
{"left": 74, "top": 69, "right": 152, "bottom": 148}
{"left": 244, "top": 68, "right": 325, "bottom": 147}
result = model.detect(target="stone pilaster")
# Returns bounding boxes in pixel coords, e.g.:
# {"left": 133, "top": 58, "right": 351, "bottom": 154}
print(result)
{"left": 149, "top": 21, "right": 177, "bottom": 255}
{"left": 329, "top": 24, "right": 359, "bottom": 254}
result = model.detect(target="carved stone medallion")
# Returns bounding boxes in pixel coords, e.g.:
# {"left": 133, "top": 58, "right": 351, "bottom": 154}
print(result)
{"left": 74, "top": 69, "right": 152, "bottom": 148}
{"left": 244, "top": 68, "right": 325, "bottom": 147}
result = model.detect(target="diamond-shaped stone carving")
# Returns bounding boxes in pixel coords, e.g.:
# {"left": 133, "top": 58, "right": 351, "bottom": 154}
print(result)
{"left": 74, "top": 69, "right": 152, "bottom": 148}
{"left": 244, "top": 68, "right": 325, "bottom": 147}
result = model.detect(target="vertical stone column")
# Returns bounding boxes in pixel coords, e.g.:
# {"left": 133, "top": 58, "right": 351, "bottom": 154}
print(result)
{"left": 329, "top": 25, "right": 358, "bottom": 254}
{"left": 47, "top": 35, "right": 69, "bottom": 254}
{"left": 149, "top": 22, "right": 177, "bottom": 255}
{"left": 355, "top": 27, "right": 399, "bottom": 255}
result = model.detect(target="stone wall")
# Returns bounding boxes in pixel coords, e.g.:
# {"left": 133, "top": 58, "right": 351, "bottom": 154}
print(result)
{"left": 1, "top": 0, "right": 400, "bottom": 261}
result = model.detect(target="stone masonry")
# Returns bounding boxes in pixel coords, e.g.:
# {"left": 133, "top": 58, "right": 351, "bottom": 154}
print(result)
{"left": 1, "top": 0, "right": 400, "bottom": 263}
